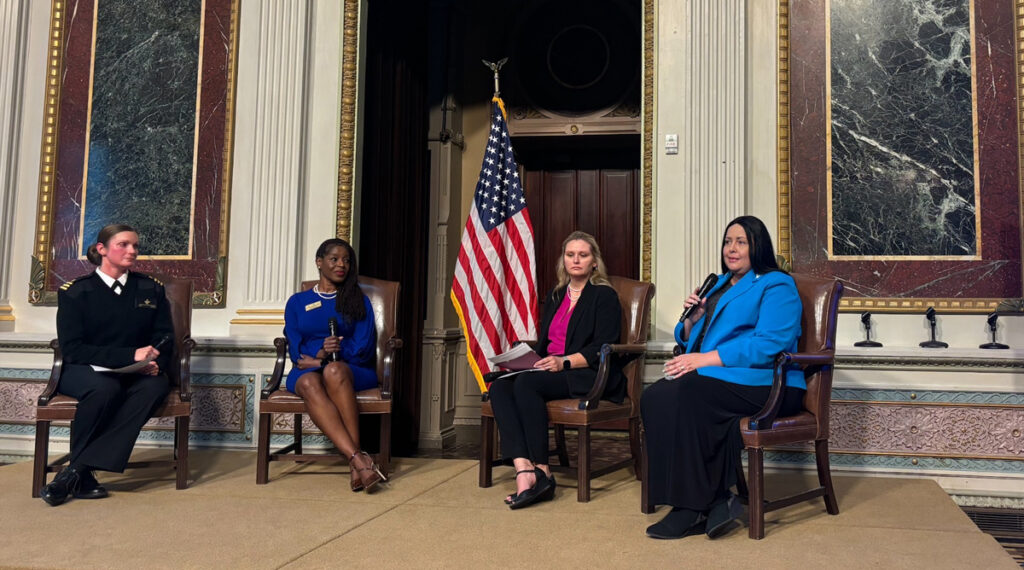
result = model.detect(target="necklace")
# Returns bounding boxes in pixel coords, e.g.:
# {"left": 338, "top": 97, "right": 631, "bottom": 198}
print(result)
{"left": 567, "top": 284, "right": 582, "bottom": 300}
{"left": 313, "top": 284, "right": 337, "bottom": 299}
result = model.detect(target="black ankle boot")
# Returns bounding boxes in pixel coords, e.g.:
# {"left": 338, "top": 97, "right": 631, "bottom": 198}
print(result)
{"left": 645, "top": 507, "right": 706, "bottom": 539}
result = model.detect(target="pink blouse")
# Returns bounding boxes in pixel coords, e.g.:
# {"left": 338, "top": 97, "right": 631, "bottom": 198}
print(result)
{"left": 546, "top": 290, "right": 575, "bottom": 356}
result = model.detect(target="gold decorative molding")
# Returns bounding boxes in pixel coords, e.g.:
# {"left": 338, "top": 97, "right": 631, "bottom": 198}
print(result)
{"left": 336, "top": 0, "right": 360, "bottom": 242}
{"left": 641, "top": 0, "right": 654, "bottom": 282}
{"left": 0, "top": 305, "right": 13, "bottom": 322}
{"left": 30, "top": 0, "right": 66, "bottom": 305}
{"left": 229, "top": 308, "right": 284, "bottom": 326}
{"left": 776, "top": 0, "right": 791, "bottom": 262}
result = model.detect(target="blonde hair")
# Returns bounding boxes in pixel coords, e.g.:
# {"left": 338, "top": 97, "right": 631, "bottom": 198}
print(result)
{"left": 554, "top": 231, "right": 611, "bottom": 290}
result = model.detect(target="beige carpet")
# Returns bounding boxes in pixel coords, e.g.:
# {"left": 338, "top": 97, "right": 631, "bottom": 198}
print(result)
{"left": 0, "top": 450, "right": 1015, "bottom": 569}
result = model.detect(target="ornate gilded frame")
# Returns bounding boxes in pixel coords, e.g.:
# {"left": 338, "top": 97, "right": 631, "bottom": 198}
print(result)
{"left": 334, "top": 0, "right": 655, "bottom": 281}
{"left": 776, "top": 0, "right": 1024, "bottom": 313}
{"left": 30, "top": 0, "right": 239, "bottom": 307}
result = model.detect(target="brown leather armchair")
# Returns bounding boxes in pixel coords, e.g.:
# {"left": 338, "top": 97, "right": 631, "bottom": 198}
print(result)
{"left": 32, "top": 277, "right": 196, "bottom": 496}
{"left": 640, "top": 273, "right": 843, "bottom": 538}
{"left": 738, "top": 273, "right": 843, "bottom": 538}
{"left": 256, "top": 276, "right": 402, "bottom": 483}
{"left": 479, "top": 275, "right": 655, "bottom": 502}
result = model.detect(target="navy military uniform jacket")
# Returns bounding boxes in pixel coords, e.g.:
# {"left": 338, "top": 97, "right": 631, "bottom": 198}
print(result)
{"left": 57, "top": 271, "right": 175, "bottom": 373}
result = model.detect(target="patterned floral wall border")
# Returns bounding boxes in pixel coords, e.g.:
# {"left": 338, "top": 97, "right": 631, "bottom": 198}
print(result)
{"left": 0, "top": 370, "right": 255, "bottom": 445}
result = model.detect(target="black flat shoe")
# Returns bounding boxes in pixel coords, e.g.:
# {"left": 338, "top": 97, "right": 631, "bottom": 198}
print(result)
{"left": 73, "top": 470, "right": 109, "bottom": 500}
{"left": 645, "top": 508, "right": 706, "bottom": 539}
{"left": 41, "top": 466, "right": 82, "bottom": 507}
{"left": 706, "top": 493, "right": 744, "bottom": 539}
{"left": 508, "top": 469, "right": 555, "bottom": 510}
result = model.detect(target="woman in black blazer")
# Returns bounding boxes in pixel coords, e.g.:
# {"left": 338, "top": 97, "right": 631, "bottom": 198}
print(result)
{"left": 488, "top": 231, "right": 623, "bottom": 509}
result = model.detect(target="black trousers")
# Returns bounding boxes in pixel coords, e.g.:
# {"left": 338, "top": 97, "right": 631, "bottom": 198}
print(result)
{"left": 59, "top": 364, "right": 171, "bottom": 473}
{"left": 640, "top": 373, "right": 804, "bottom": 511}
{"left": 488, "top": 370, "right": 588, "bottom": 464}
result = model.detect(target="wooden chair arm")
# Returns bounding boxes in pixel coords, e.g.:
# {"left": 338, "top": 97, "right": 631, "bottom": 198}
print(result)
{"left": 37, "top": 339, "right": 63, "bottom": 406}
{"left": 263, "top": 337, "right": 289, "bottom": 399}
{"left": 177, "top": 337, "right": 196, "bottom": 402}
{"left": 747, "top": 350, "right": 835, "bottom": 430}
{"left": 577, "top": 343, "right": 647, "bottom": 411}
{"left": 379, "top": 337, "right": 402, "bottom": 399}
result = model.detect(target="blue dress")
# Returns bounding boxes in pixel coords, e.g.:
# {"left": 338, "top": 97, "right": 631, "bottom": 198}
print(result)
{"left": 283, "top": 289, "right": 378, "bottom": 393}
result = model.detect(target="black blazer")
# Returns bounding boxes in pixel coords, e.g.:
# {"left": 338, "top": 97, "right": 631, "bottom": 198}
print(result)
{"left": 535, "top": 280, "right": 625, "bottom": 403}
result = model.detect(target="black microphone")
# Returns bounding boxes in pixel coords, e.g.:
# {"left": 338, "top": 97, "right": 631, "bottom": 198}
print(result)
{"left": 986, "top": 312, "right": 999, "bottom": 329}
{"left": 680, "top": 273, "right": 719, "bottom": 322}
{"left": 860, "top": 311, "right": 871, "bottom": 325}
{"left": 925, "top": 307, "right": 937, "bottom": 324}
{"left": 326, "top": 317, "right": 341, "bottom": 362}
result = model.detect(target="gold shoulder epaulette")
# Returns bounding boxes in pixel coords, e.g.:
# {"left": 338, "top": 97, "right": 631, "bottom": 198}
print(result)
{"left": 60, "top": 276, "right": 85, "bottom": 291}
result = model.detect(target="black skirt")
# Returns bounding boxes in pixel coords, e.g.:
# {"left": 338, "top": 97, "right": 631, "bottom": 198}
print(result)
{"left": 640, "top": 373, "right": 805, "bottom": 511}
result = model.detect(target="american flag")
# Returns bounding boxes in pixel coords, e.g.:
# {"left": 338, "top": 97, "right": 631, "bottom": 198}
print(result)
{"left": 451, "top": 98, "right": 538, "bottom": 393}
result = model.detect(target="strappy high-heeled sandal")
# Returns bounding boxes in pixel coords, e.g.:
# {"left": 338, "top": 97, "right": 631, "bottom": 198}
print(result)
{"left": 350, "top": 468, "right": 364, "bottom": 493}
{"left": 504, "top": 469, "right": 536, "bottom": 505}
{"left": 350, "top": 451, "right": 388, "bottom": 492}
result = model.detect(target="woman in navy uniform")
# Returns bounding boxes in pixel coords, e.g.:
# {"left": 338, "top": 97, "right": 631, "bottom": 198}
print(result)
{"left": 42, "top": 223, "right": 174, "bottom": 506}
{"left": 282, "top": 238, "right": 385, "bottom": 492}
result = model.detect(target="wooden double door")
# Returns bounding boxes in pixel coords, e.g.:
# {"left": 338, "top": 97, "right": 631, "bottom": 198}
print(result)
{"left": 522, "top": 161, "right": 640, "bottom": 299}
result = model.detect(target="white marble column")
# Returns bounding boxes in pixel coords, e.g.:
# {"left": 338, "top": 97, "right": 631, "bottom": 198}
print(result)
{"left": 230, "top": 1, "right": 314, "bottom": 332}
{"left": 653, "top": 0, "right": 746, "bottom": 339}
{"left": 0, "top": 0, "right": 29, "bottom": 330}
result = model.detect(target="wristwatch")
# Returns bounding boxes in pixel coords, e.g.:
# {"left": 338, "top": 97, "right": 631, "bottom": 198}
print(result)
{"left": 562, "top": 358, "right": 572, "bottom": 370}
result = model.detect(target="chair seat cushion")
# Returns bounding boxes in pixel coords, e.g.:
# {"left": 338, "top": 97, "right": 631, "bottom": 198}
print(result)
{"left": 739, "top": 411, "right": 818, "bottom": 447}
{"left": 480, "top": 397, "right": 632, "bottom": 426}
{"left": 263, "top": 388, "right": 390, "bottom": 414}
{"left": 37, "top": 391, "right": 190, "bottom": 421}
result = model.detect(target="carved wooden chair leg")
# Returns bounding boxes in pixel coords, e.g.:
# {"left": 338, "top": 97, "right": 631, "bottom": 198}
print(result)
{"left": 256, "top": 412, "right": 272, "bottom": 484}
{"left": 553, "top": 424, "right": 570, "bottom": 467}
{"left": 629, "top": 417, "right": 642, "bottom": 481}
{"left": 577, "top": 425, "right": 591, "bottom": 502}
{"left": 816, "top": 438, "right": 839, "bottom": 515}
{"left": 175, "top": 415, "right": 189, "bottom": 489}
{"left": 292, "top": 414, "right": 303, "bottom": 455}
{"left": 32, "top": 420, "right": 50, "bottom": 497}
{"left": 479, "top": 415, "right": 495, "bottom": 488}
{"left": 379, "top": 414, "right": 392, "bottom": 475}
{"left": 747, "top": 447, "right": 766, "bottom": 540}
{"left": 640, "top": 427, "right": 654, "bottom": 514}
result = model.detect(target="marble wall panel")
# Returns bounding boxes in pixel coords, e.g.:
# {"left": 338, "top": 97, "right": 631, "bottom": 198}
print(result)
{"left": 31, "top": 0, "right": 239, "bottom": 306}
{"left": 830, "top": 0, "right": 976, "bottom": 257}
{"left": 81, "top": 0, "right": 201, "bottom": 257}
{"left": 785, "top": 0, "right": 1022, "bottom": 307}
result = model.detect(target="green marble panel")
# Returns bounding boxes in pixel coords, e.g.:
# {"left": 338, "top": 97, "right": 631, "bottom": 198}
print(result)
{"left": 81, "top": 0, "right": 202, "bottom": 257}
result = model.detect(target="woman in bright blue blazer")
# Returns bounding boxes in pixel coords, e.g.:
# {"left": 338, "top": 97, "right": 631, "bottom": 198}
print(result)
{"left": 641, "top": 215, "right": 806, "bottom": 540}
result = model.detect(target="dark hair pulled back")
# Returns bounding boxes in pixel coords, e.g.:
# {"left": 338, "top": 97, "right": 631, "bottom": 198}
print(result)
{"left": 86, "top": 223, "right": 137, "bottom": 265}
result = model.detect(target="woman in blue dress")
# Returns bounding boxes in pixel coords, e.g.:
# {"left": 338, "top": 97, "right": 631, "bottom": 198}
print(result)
{"left": 284, "top": 238, "right": 386, "bottom": 492}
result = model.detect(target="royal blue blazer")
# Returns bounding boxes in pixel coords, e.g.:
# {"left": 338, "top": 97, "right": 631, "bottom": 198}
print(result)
{"left": 673, "top": 270, "right": 805, "bottom": 389}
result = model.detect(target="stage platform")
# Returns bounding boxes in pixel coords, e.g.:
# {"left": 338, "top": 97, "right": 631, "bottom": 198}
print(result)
{"left": 0, "top": 450, "right": 1015, "bottom": 569}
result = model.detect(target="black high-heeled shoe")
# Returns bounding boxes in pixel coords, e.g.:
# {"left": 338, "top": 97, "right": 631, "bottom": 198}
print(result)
{"left": 504, "top": 469, "right": 535, "bottom": 505}
{"left": 508, "top": 468, "right": 555, "bottom": 510}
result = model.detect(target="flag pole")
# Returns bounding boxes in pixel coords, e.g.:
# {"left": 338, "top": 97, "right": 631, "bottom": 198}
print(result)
{"left": 454, "top": 56, "right": 539, "bottom": 394}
